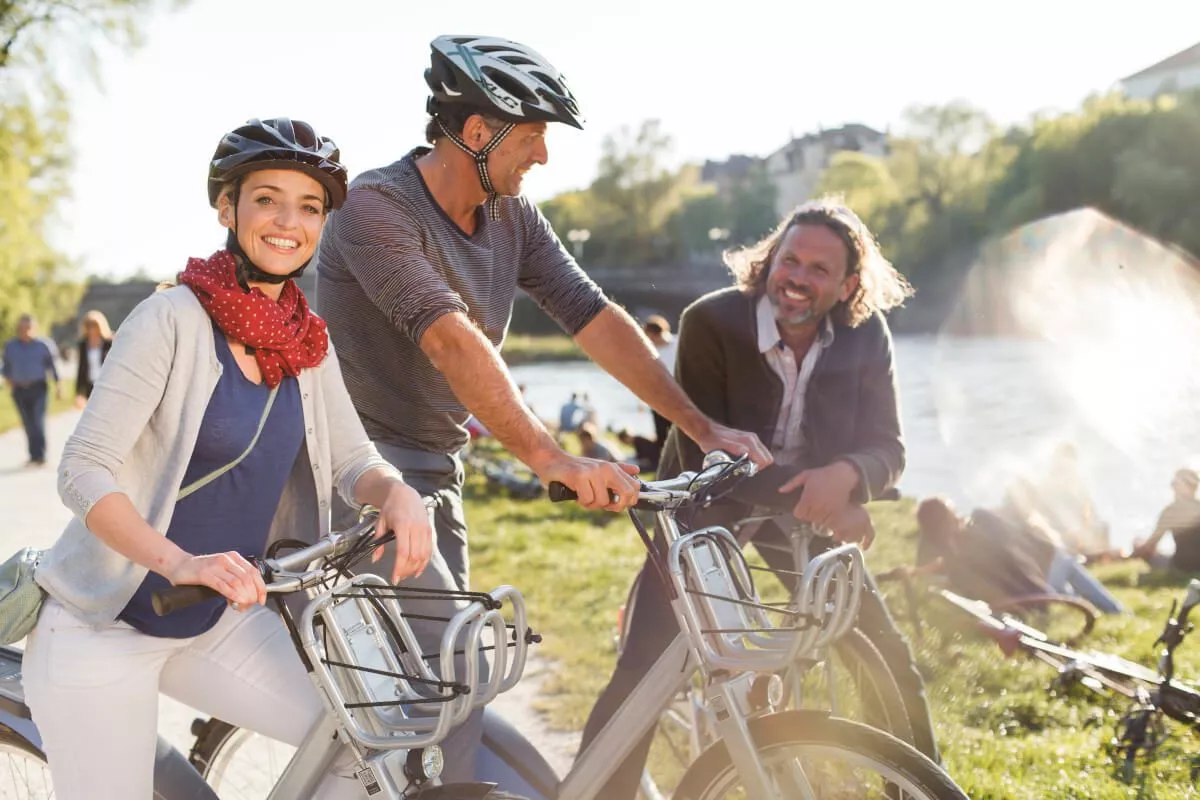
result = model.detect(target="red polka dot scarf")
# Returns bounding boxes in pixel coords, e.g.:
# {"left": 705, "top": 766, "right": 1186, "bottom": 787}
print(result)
{"left": 179, "top": 250, "right": 328, "bottom": 388}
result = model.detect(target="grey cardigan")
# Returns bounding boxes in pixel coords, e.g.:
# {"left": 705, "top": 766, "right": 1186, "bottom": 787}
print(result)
{"left": 36, "top": 286, "right": 400, "bottom": 626}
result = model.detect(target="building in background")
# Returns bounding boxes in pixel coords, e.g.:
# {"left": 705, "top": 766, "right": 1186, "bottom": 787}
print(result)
{"left": 764, "top": 124, "right": 888, "bottom": 218}
{"left": 1120, "top": 41, "right": 1200, "bottom": 100}
{"left": 698, "top": 154, "right": 761, "bottom": 201}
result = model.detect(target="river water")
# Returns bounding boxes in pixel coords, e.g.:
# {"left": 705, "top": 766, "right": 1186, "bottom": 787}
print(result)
{"left": 511, "top": 335, "right": 1200, "bottom": 551}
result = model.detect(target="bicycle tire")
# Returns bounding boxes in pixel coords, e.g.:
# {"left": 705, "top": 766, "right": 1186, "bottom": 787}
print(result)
{"left": 672, "top": 710, "right": 967, "bottom": 800}
{"left": 809, "top": 627, "right": 915, "bottom": 747}
{"left": 0, "top": 725, "right": 53, "bottom": 798}
{"left": 189, "top": 716, "right": 298, "bottom": 799}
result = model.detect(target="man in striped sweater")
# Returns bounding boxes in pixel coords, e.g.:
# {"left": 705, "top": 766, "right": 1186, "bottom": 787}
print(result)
{"left": 314, "top": 35, "right": 770, "bottom": 781}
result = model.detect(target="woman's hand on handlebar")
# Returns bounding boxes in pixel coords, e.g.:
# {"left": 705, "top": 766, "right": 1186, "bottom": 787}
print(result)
{"left": 537, "top": 453, "right": 640, "bottom": 511}
{"left": 166, "top": 551, "right": 266, "bottom": 610}
{"left": 373, "top": 481, "right": 435, "bottom": 582}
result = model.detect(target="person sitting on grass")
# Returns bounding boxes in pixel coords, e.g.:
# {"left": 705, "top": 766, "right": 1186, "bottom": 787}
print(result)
{"left": 615, "top": 427, "right": 659, "bottom": 472}
{"left": 912, "top": 496, "right": 1124, "bottom": 614}
{"left": 1131, "top": 468, "right": 1200, "bottom": 573}
{"left": 577, "top": 421, "right": 616, "bottom": 462}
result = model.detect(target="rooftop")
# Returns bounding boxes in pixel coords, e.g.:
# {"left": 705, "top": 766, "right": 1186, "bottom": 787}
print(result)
{"left": 1121, "top": 41, "right": 1200, "bottom": 82}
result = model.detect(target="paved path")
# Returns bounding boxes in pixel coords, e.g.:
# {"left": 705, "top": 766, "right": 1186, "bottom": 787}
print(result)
{"left": 0, "top": 410, "right": 580, "bottom": 787}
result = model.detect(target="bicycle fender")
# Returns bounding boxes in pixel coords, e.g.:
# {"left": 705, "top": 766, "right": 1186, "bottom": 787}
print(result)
{"left": 0, "top": 712, "right": 40, "bottom": 751}
{"left": 476, "top": 706, "right": 559, "bottom": 799}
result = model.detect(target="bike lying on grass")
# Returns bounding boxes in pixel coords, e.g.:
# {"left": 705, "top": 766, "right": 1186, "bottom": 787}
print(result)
{"left": 885, "top": 570, "right": 1200, "bottom": 780}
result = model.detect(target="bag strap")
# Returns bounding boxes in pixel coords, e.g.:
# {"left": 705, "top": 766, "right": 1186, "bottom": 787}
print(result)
{"left": 177, "top": 385, "right": 279, "bottom": 501}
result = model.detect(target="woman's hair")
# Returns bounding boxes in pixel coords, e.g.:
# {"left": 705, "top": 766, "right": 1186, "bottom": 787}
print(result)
{"left": 916, "top": 496, "right": 960, "bottom": 541}
{"left": 79, "top": 309, "right": 113, "bottom": 340}
{"left": 724, "top": 196, "right": 914, "bottom": 328}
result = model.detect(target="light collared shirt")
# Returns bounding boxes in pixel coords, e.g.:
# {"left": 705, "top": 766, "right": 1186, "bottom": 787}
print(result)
{"left": 656, "top": 337, "right": 679, "bottom": 376}
{"left": 756, "top": 294, "right": 835, "bottom": 465}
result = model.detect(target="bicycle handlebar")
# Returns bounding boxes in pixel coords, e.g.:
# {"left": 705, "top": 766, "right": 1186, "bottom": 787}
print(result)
{"left": 151, "top": 512, "right": 387, "bottom": 616}
{"left": 548, "top": 451, "right": 755, "bottom": 511}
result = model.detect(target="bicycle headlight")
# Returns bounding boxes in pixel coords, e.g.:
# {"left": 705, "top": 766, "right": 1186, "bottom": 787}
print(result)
{"left": 767, "top": 673, "right": 786, "bottom": 708}
{"left": 405, "top": 746, "right": 444, "bottom": 782}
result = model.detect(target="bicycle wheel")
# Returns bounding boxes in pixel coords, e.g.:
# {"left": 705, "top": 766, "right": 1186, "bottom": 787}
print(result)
{"left": 794, "top": 628, "right": 915, "bottom": 747}
{"left": 189, "top": 717, "right": 295, "bottom": 800}
{"left": 672, "top": 710, "right": 967, "bottom": 800}
{"left": 639, "top": 630, "right": 916, "bottom": 800}
{"left": 0, "top": 728, "right": 53, "bottom": 799}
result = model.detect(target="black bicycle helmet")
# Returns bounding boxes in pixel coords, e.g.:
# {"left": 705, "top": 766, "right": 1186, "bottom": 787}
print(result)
{"left": 207, "top": 118, "right": 348, "bottom": 210}
{"left": 425, "top": 35, "right": 584, "bottom": 129}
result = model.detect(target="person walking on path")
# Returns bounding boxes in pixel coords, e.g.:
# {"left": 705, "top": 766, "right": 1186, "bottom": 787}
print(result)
{"left": 2, "top": 313, "right": 62, "bottom": 466}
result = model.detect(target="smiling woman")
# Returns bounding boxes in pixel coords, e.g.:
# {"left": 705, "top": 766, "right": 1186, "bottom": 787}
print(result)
{"left": 18, "top": 116, "right": 437, "bottom": 800}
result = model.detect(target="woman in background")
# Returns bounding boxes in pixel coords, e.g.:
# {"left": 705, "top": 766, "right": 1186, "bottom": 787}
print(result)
{"left": 74, "top": 309, "right": 114, "bottom": 407}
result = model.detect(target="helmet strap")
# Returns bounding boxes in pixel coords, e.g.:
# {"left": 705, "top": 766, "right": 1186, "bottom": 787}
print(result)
{"left": 437, "top": 117, "right": 516, "bottom": 221}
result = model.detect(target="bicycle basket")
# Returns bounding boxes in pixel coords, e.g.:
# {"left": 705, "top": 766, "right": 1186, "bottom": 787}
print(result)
{"left": 297, "top": 573, "right": 532, "bottom": 751}
{"left": 666, "top": 527, "right": 865, "bottom": 672}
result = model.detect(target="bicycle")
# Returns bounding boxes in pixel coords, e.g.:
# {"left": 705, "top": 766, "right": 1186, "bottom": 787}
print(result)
{"left": 185, "top": 452, "right": 968, "bottom": 799}
{"left": 0, "top": 509, "right": 534, "bottom": 799}
{"left": 877, "top": 566, "right": 1100, "bottom": 647}
{"left": 903, "top": 573, "right": 1200, "bottom": 780}
{"left": 621, "top": 509, "right": 922, "bottom": 800}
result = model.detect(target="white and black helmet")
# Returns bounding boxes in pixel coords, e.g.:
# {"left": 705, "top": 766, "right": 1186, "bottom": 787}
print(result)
{"left": 425, "top": 35, "right": 584, "bottom": 130}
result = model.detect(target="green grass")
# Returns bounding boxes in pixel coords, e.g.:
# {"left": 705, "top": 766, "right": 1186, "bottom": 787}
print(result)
{"left": 500, "top": 334, "right": 584, "bottom": 365}
{"left": 463, "top": 470, "right": 1200, "bottom": 799}
{"left": 0, "top": 381, "right": 77, "bottom": 435}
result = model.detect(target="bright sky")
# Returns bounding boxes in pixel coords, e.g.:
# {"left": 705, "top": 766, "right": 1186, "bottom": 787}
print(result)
{"left": 52, "top": 0, "right": 1200, "bottom": 280}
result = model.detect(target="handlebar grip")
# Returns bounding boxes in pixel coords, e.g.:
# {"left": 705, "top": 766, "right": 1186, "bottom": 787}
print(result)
{"left": 548, "top": 482, "right": 578, "bottom": 503}
{"left": 152, "top": 585, "right": 222, "bottom": 617}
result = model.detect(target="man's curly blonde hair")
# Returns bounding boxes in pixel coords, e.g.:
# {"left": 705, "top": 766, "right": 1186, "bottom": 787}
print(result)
{"left": 725, "top": 197, "right": 914, "bottom": 328}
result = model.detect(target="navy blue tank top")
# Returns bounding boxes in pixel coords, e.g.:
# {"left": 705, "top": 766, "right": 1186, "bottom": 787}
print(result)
{"left": 120, "top": 325, "right": 304, "bottom": 637}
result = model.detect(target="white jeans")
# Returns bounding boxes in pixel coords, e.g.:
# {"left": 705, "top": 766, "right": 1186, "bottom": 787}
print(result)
{"left": 24, "top": 599, "right": 362, "bottom": 800}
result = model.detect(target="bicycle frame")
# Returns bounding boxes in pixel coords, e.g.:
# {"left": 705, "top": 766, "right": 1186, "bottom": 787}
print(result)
{"left": 551, "top": 465, "right": 866, "bottom": 800}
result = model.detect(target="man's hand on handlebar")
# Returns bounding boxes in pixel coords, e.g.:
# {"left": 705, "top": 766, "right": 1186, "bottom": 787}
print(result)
{"left": 166, "top": 551, "right": 267, "bottom": 611}
{"left": 695, "top": 422, "right": 773, "bottom": 469}
{"left": 538, "top": 454, "right": 641, "bottom": 512}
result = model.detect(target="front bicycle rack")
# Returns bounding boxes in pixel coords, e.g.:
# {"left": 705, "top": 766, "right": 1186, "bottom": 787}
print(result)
{"left": 297, "top": 573, "right": 533, "bottom": 751}
{"left": 667, "top": 526, "right": 865, "bottom": 673}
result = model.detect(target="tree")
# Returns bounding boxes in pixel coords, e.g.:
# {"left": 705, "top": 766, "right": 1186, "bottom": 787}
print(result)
{"left": 0, "top": 0, "right": 184, "bottom": 339}
{"left": 1, "top": 1, "right": 182, "bottom": 76}
{"left": 726, "top": 161, "right": 778, "bottom": 246}
{"left": 540, "top": 119, "right": 700, "bottom": 267}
